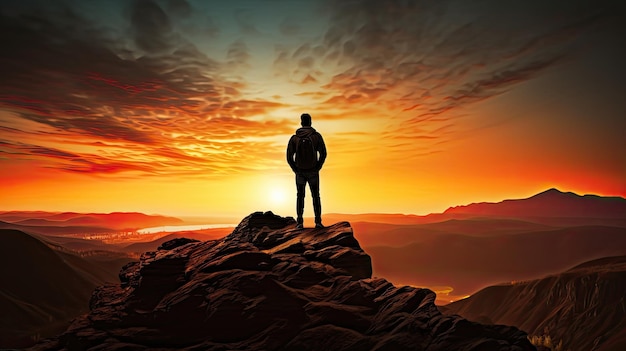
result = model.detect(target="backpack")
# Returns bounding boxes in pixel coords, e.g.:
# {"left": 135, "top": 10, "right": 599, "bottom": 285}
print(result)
{"left": 295, "top": 134, "right": 317, "bottom": 170}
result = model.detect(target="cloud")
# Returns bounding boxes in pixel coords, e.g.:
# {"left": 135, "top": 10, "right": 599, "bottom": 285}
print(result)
{"left": 0, "top": 140, "right": 155, "bottom": 175}
{"left": 278, "top": 0, "right": 620, "bottom": 160}
{"left": 1, "top": 0, "right": 621, "bottom": 177}
{"left": 130, "top": 0, "right": 176, "bottom": 54}
{"left": 226, "top": 40, "right": 251, "bottom": 71}
{"left": 0, "top": 2, "right": 291, "bottom": 177}
{"left": 167, "top": 0, "right": 192, "bottom": 18}
{"left": 235, "top": 9, "right": 261, "bottom": 36}
{"left": 279, "top": 18, "right": 301, "bottom": 36}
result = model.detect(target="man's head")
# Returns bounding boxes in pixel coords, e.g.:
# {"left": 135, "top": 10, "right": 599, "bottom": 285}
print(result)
{"left": 300, "top": 113, "right": 312, "bottom": 127}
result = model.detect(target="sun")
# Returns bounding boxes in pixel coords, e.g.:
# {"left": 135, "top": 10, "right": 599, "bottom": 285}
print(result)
{"left": 269, "top": 187, "right": 288, "bottom": 207}
{"left": 260, "top": 177, "right": 293, "bottom": 214}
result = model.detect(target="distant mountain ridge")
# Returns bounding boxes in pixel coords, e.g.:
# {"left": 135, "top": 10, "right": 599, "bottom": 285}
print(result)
{"left": 0, "top": 211, "right": 183, "bottom": 230}
{"left": 322, "top": 189, "right": 626, "bottom": 226}
{"left": 444, "top": 188, "right": 626, "bottom": 219}
{"left": 0, "top": 220, "right": 113, "bottom": 236}
{"left": 3, "top": 189, "right": 624, "bottom": 228}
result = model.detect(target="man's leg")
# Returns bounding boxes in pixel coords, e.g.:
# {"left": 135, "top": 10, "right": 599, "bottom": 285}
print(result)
{"left": 308, "top": 172, "right": 323, "bottom": 227}
{"left": 295, "top": 172, "right": 306, "bottom": 228}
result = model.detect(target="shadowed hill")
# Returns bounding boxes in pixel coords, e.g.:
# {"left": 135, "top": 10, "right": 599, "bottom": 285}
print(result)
{"left": 351, "top": 218, "right": 554, "bottom": 248}
{"left": 0, "top": 230, "right": 105, "bottom": 348}
{"left": 365, "top": 225, "right": 626, "bottom": 299}
{"left": 443, "top": 255, "right": 626, "bottom": 351}
{"left": 31, "top": 212, "right": 535, "bottom": 351}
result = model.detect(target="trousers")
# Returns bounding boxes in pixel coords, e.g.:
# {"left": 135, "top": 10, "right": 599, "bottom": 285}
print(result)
{"left": 295, "top": 171, "right": 321, "bottom": 223}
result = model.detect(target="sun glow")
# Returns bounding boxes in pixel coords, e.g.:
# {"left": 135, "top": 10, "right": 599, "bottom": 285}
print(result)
{"left": 268, "top": 187, "right": 288, "bottom": 207}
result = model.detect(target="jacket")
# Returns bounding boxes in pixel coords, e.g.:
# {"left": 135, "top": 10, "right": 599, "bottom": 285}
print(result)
{"left": 286, "top": 126, "right": 327, "bottom": 172}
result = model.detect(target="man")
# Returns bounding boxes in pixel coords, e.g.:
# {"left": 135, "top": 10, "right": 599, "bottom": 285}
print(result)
{"left": 286, "top": 113, "right": 327, "bottom": 229}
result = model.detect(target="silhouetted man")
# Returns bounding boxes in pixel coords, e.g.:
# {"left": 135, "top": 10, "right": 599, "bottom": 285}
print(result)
{"left": 287, "top": 113, "right": 327, "bottom": 229}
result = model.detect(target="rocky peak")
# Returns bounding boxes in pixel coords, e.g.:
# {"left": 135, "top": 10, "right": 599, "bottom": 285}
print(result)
{"left": 33, "top": 212, "right": 535, "bottom": 351}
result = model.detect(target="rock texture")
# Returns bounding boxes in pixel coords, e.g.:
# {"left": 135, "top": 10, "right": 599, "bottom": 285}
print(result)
{"left": 33, "top": 212, "right": 535, "bottom": 351}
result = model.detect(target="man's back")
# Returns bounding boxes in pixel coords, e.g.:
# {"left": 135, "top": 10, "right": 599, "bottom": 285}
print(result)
{"left": 287, "top": 126, "right": 326, "bottom": 173}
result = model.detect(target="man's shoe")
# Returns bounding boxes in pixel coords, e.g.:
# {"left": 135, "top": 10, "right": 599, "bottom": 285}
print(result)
{"left": 296, "top": 217, "right": 303, "bottom": 229}
{"left": 315, "top": 223, "right": 324, "bottom": 229}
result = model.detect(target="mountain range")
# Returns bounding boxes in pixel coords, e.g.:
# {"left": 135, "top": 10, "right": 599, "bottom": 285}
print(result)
{"left": 0, "top": 211, "right": 183, "bottom": 230}
{"left": 444, "top": 188, "right": 626, "bottom": 219}
{"left": 1, "top": 188, "right": 624, "bottom": 350}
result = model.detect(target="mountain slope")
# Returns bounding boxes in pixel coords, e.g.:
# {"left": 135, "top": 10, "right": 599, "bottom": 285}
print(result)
{"left": 443, "top": 256, "right": 626, "bottom": 351}
{"left": 32, "top": 212, "right": 535, "bottom": 351}
{"left": 0, "top": 229, "right": 134, "bottom": 348}
{"left": 0, "top": 229, "right": 101, "bottom": 348}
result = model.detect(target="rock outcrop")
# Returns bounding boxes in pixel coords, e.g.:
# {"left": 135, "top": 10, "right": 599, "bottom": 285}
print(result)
{"left": 33, "top": 212, "right": 535, "bottom": 351}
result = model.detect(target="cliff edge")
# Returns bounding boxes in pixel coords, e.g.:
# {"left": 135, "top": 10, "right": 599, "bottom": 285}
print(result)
{"left": 32, "top": 212, "right": 534, "bottom": 351}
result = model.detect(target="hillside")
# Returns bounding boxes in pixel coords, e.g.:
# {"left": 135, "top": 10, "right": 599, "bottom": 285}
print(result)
{"left": 364, "top": 225, "right": 626, "bottom": 302}
{"left": 0, "top": 229, "right": 132, "bottom": 348}
{"left": 443, "top": 256, "right": 626, "bottom": 351}
{"left": 351, "top": 218, "right": 554, "bottom": 247}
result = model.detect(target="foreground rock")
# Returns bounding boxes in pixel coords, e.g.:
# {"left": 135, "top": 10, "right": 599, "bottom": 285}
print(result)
{"left": 33, "top": 212, "right": 535, "bottom": 351}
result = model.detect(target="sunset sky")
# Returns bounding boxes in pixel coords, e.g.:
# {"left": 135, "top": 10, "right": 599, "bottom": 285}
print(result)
{"left": 1, "top": 0, "right": 624, "bottom": 219}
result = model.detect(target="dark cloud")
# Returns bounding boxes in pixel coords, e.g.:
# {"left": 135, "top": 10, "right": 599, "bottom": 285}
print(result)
{"left": 227, "top": 40, "right": 251, "bottom": 69}
{"left": 279, "top": 18, "right": 301, "bottom": 36}
{"left": 0, "top": 140, "right": 153, "bottom": 174}
{"left": 279, "top": 0, "right": 622, "bottom": 158}
{"left": 130, "top": 0, "right": 176, "bottom": 54}
{"left": 318, "top": 0, "right": 617, "bottom": 107}
{"left": 0, "top": 2, "right": 290, "bottom": 177}
{"left": 65, "top": 157, "right": 159, "bottom": 175}
{"left": 23, "top": 145, "right": 79, "bottom": 160}
{"left": 167, "top": 0, "right": 192, "bottom": 18}
{"left": 235, "top": 9, "right": 261, "bottom": 36}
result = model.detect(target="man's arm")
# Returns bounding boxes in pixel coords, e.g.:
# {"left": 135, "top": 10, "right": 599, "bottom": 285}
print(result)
{"left": 286, "top": 136, "right": 297, "bottom": 172}
{"left": 316, "top": 133, "right": 327, "bottom": 171}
